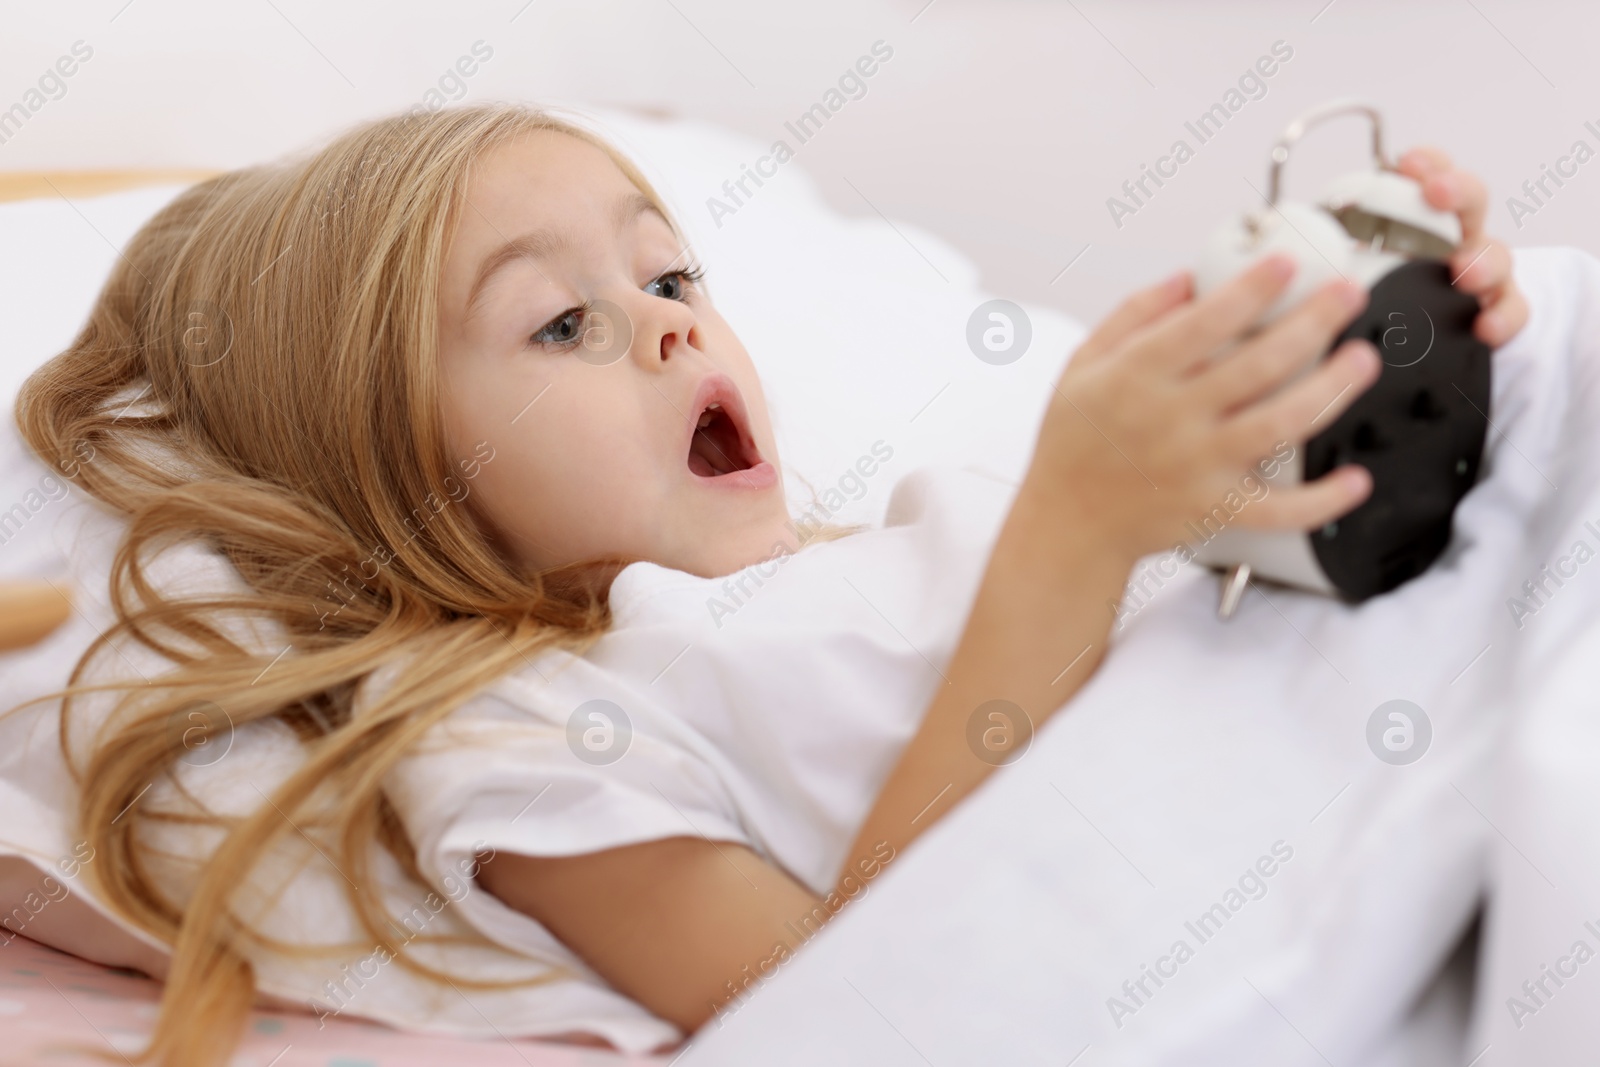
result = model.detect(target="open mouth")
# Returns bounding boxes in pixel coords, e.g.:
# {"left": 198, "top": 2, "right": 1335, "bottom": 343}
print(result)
{"left": 684, "top": 375, "right": 772, "bottom": 489}
{"left": 688, "top": 401, "right": 754, "bottom": 477}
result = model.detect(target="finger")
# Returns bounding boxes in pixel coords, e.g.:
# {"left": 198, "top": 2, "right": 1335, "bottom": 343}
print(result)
{"left": 1398, "top": 146, "right": 1453, "bottom": 181}
{"left": 1235, "top": 464, "right": 1372, "bottom": 531}
{"left": 1449, "top": 237, "right": 1511, "bottom": 296}
{"left": 1071, "top": 270, "right": 1191, "bottom": 368}
{"left": 1423, "top": 169, "right": 1488, "bottom": 241}
{"left": 1128, "top": 253, "right": 1297, "bottom": 374}
{"left": 1476, "top": 282, "right": 1530, "bottom": 347}
{"left": 1398, "top": 148, "right": 1489, "bottom": 239}
{"left": 1192, "top": 281, "right": 1368, "bottom": 414}
{"left": 1220, "top": 338, "right": 1381, "bottom": 462}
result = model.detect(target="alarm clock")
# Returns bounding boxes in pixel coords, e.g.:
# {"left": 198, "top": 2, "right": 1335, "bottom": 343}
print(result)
{"left": 1191, "top": 99, "right": 1492, "bottom": 618}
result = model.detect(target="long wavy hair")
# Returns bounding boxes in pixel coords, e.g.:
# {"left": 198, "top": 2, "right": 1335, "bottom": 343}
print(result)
{"left": 14, "top": 104, "right": 677, "bottom": 1066}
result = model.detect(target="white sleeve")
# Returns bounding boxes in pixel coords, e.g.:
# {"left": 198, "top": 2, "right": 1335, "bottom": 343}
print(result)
{"left": 384, "top": 672, "right": 751, "bottom": 964}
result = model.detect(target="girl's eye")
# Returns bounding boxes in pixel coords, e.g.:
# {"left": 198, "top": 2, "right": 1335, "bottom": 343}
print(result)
{"left": 530, "top": 307, "right": 587, "bottom": 348}
{"left": 644, "top": 266, "right": 705, "bottom": 302}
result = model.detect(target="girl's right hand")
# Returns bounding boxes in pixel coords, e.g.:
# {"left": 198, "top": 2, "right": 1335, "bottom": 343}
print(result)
{"left": 1025, "top": 254, "right": 1382, "bottom": 564}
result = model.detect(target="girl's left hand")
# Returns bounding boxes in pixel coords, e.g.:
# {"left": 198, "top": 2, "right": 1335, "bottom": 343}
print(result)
{"left": 1398, "top": 146, "right": 1529, "bottom": 348}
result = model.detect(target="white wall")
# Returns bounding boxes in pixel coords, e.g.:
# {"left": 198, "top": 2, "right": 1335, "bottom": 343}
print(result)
{"left": 2, "top": 0, "right": 1595, "bottom": 326}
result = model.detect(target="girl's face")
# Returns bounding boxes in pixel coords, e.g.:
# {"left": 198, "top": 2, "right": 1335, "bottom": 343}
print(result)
{"left": 437, "top": 130, "right": 793, "bottom": 577}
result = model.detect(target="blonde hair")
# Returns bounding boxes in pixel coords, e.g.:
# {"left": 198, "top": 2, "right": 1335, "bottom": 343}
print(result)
{"left": 14, "top": 104, "right": 679, "bottom": 1066}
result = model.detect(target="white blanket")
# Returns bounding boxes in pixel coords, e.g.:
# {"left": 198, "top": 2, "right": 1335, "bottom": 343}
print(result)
{"left": 676, "top": 245, "right": 1600, "bottom": 1067}
{"left": 1468, "top": 251, "right": 1600, "bottom": 1063}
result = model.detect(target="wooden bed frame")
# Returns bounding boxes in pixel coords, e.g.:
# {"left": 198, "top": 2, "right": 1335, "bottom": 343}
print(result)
{"left": 0, "top": 583, "right": 72, "bottom": 651}
{"left": 1, "top": 169, "right": 216, "bottom": 649}
{"left": 0, "top": 169, "right": 217, "bottom": 205}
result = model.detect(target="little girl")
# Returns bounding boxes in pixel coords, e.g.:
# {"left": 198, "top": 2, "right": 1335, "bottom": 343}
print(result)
{"left": 14, "top": 104, "right": 1524, "bottom": 1063}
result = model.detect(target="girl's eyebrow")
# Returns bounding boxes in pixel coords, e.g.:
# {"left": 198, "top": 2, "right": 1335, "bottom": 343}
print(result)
{"left": 464, "top": 192, "right": 665, "bottom": 317}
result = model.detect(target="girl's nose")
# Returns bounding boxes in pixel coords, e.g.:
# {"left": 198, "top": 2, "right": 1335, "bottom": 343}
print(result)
{"left": 630, "top": 290, "right": 700, "bottom": 369}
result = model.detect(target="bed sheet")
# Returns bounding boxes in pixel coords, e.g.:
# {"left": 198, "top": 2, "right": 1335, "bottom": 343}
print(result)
{"left": 0, "top": 933, "right": 665, "bottom": 1067}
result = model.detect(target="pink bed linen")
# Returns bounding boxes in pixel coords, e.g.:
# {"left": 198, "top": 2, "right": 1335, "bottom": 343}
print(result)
{"left": 0, "top": 933, "right": 668, "bottom": 1066}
